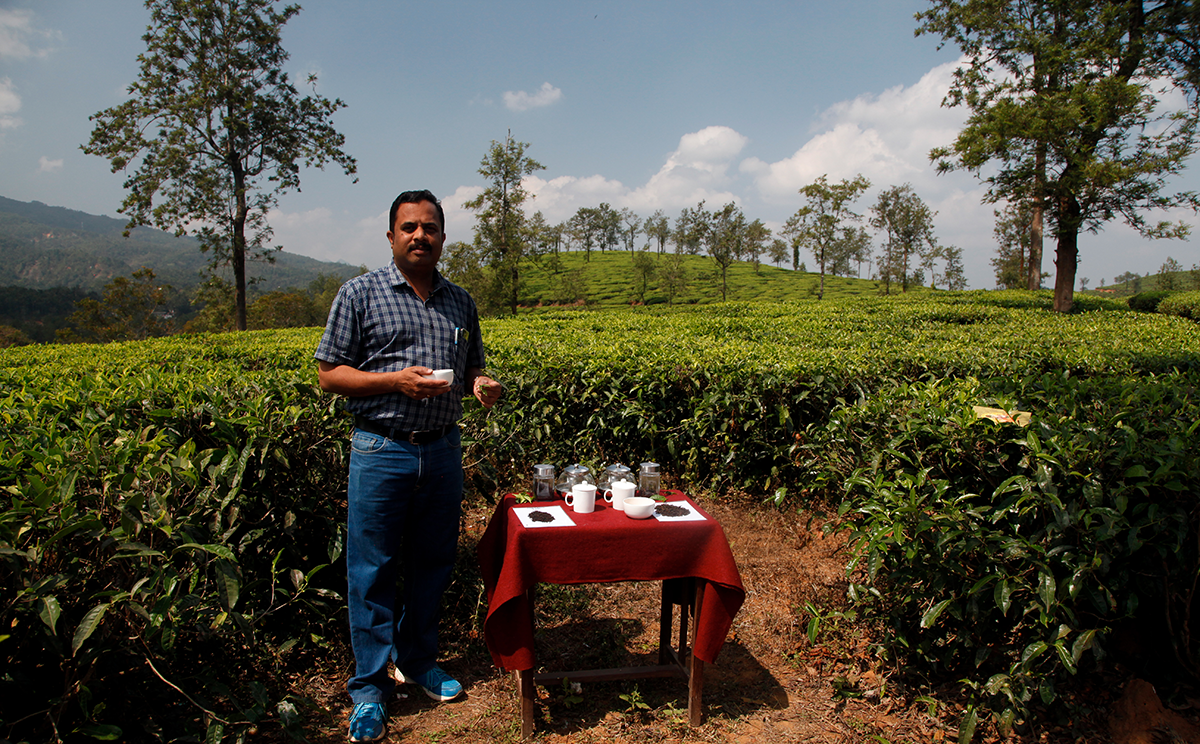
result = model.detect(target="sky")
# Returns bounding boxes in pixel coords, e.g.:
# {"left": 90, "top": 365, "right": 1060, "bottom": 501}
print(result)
{"left": 1, "top": 0, "right": 1198, "bottom": 291}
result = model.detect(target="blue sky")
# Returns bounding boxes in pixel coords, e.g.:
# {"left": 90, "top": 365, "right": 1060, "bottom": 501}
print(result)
{"left": 2, "top": 0, "right": 1197, "bottom": 290}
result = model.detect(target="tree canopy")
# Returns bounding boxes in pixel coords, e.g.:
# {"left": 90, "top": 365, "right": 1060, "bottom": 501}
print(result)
{"left": 464, "top": 131, "right": 544, "bottom": 315}
{"left": 870, "top": 184, "right": 939, "bottom": 294}
{"left": 83, "top": 0, "right": 357, "bottom": 330}
{"left": 784, "top": 175, "right": 871, "bottom": 300}
{"left": 919, "top": 0, "right": 1200, "bottom": 311}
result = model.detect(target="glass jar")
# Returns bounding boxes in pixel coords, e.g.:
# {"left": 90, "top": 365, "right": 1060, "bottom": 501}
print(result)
{"left": 638, "top": 461, "right": 661, "bottom": 500}
{"left": 598, "top": 463, "right": 633, "bottom": 492}
{"left": 533, "top": 464, "right": 556, "bottom": 502}
{"left": 555, "top": 464, "right": 593, "bottom": 498}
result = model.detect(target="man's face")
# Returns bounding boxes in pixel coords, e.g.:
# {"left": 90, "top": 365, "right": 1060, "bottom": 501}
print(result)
{"left": 388, "top": 200, "right": 445, "bottom": 276}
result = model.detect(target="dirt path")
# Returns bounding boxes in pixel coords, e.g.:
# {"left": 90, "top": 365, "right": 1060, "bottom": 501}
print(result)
{"left": 296, "top": 496, "right": 1163, "bottom": 743}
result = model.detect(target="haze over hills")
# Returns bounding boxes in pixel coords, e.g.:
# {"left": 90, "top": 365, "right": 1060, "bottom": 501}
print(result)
{"left": 0, "top": 196, "right": 363, "bottom": 293}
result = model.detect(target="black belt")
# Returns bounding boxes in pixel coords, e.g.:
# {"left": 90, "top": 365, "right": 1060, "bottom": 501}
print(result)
{"left": 354, "top": 416, "right": 454, "bottom": 445}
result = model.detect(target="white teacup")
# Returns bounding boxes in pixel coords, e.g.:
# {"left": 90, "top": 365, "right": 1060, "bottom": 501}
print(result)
{"left": 565, "top": 483, "right": 597, "bottom": 513}
{"left": 431, "top": 369, "right": 454, "bottom": 383}
{"left": 622, "top": 496, "right": 656, "bottom": 519}
{"left": 604, "top": 480, "right": 637, "bottom": 511}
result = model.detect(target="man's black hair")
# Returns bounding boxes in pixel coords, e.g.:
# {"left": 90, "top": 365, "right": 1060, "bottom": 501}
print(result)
{"left": 389, "top": 190, "right": 445, "bottom": 233}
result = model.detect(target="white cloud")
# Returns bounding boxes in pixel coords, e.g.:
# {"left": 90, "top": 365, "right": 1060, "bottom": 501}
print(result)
{"left": 266, "top": 206, "right": 384, "bottom": 268}
{"left": 517, "top": 126, "right": 750, "bottom": 223}
{"left": 442, "top": 184, "right": 484, "bottom": 244}
{"left": 0, "top": 9, "right": 57, "bottom": 59}
{"left": 627, "top": 125, "right": 748, "bottom": 210}
{"left": 38, "top": 156, "right": 62, "bottom": 172}
{"left": 743, "top": 60, "right": 967, "bottom": 203}
{"left": 503, "top": 82, "right": 563, "bottom": 112}
{"left": 0, "top": 77, "right": 21, "bottom": 131}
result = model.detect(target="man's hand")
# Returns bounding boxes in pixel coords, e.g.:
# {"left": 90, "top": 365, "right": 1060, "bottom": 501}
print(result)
{"left": 473, "top": 375, "right": 502, "bottom": 409}
{"left": 396, "top": 367, "right": 452, "bottom": 401}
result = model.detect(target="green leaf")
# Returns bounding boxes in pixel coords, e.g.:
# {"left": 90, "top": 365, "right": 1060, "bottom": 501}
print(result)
{"left": 957, "top": 705, "right": 978, "bottom": 744}
{"left": 72, "top": 603, "right": 110, "bottom": 656}
{"left": 205, "top": 721, "right": 224, "bottom": 744}
{"left": 1020, "top": 640, "right": 1047, "bottom": 666}
{"left": 920, "top": 598, "right": 953, "bottom": 629}
{"left": 215, "top": 559, "right": 240, "bottom": 610}
{"left": 1124, "top": 464, "right": 1148, "bottom": 478}
{"left": 1071, "top": 629, "right": 1098, "bottom": 663}
{"left": 78, "top": 724, "right": 123, "bottom": 741}
{"left": 994, "top": 578, "right": 1013, "bottom": 615}
{"left": 39, "top": 595, "right": 62, "bottom": 635}
{"left": 175, "top": 542, "right": 236, "bottom": 561}
{"left": 1038, "top": 571, "right": 1057, "bottom": 611}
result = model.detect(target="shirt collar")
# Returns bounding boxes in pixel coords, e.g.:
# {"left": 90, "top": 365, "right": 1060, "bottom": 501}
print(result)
{"left": 386, "top": 261, "right": 444, "bottom": 295}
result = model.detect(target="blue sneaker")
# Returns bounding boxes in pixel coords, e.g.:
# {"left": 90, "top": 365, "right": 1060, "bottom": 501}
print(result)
{"left": 348, "top": 702, "right": 386, "bottom": 742}
{"left": 395, "top": 666, "right": 463, "bottom": 701}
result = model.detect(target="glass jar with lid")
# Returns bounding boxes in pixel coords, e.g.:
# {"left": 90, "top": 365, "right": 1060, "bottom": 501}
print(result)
{"left": 638, "top": 461, "right": 661, "bottom": 499}
{"left": 598, "top": 462, "right": 633, "bottom": 492}
{"left": 555, "top": 464, "right": 593, "bottom": 498}
{"left": 533, "top": 464, "right": 556, "bottom": 501}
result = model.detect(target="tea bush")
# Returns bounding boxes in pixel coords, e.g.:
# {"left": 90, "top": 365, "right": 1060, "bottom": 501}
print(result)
{"left": 1128, "top": 289, "right": 1172, "bottom": 312}
{"left": 1157, "top": 290, "right": 1200, "bottom": 320}
{"left": 2, "top": 292, "right": 1198, "bottom": 741}
{"left": 827, "top": 371, "right": 1200, "bottom": 737}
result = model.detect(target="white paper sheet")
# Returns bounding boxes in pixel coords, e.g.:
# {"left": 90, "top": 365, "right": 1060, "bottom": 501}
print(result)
{"left": 650, "top": 500, "right": 707, "bottom": 522}
{"left": 514, "top": 504, "right": 576, "bottom": 528}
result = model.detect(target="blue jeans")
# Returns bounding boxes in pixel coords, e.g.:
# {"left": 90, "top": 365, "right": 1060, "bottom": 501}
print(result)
{"left": 345, "top": 426, "right": 463, "bottom": 704}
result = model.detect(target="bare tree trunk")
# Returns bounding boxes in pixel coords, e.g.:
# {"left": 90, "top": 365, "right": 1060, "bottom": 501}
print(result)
{"left": 1053, "top": 195, "right": 1081, "bottom": 313}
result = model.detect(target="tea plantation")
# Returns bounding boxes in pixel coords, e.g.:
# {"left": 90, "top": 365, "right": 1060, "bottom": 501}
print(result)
{"left": 1, "top": 290, "right": 1198, "bottom": 741}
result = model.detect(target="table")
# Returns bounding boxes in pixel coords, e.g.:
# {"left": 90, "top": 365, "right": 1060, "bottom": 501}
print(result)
{"left": 476, "top": 490, "right": 745, "bottom": 737}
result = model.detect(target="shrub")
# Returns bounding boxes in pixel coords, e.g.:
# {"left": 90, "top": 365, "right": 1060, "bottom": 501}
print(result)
{"left": 829, "top": 371, "right": 1200, "bottom": 738}
{"left": 1157, "top": 290, "right": 1200, "bottom": 320}
{"left": 1128, "top": 290, "right": 1171, "bottom": 312}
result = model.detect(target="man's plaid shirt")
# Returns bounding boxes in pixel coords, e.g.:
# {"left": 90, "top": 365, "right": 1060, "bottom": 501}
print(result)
{"left": 314, "top": 262, "right": 486, "bottom": 429}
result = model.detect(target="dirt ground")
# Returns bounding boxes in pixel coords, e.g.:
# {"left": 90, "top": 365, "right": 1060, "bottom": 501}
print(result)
{"left": 295, "top": 496, "right": 1197, "bottom": 743}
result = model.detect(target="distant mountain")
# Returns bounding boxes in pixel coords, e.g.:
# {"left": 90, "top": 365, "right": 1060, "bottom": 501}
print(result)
{"left": 0, "top": 196, "right": 362, "bottom": 292}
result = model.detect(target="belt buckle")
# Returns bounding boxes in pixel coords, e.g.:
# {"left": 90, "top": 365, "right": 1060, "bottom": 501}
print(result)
{"left": 404, "top": 430, "right": 420, "bottom": 444}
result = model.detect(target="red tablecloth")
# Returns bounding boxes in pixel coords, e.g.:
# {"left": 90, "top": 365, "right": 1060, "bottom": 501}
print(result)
{"left": 477, "top": 490, "right": 745, "bottom": 671}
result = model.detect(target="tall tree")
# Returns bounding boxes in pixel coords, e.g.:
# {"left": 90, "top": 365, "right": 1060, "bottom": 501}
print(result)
{"left": 744, "top": 218, "right": 771, "bottom": 273}
{"left": 465, "top": 131, "right": 545, "bottom": 314}
{"left": 919, "top": 0, "right": 1200, "bottom": 312}
{"left": 991, "top": 202, "right": 1038, "bottom": 289}
{"left": 767, "top": 237, "right": 789, "bottom": 268}
{"left": 631, "top": 249, "right": 656, "bottom": 304}
{"left": 870, "top": 184, "right": 937, "bottom": 294}
{"left": 785, "top": 175, "right": 871, "bottom": 299}
{"left": 594, "top": 203, "right": 622, "bottom": 253}
{"left": 660, "top": 252, "right": 688, "bottom": 305}
{"left": 83, "top": 0, "right": 357, "bottom": 331}
{"left": 619, "top": 207, "right": 642, "bottom": 254}
{"left": 567, "top": 206, "right": 601, "bottom": 260}
{"left": 644, "top": 209, "right": 672, "bottom": 253}
{"left": 674, "top": 201, "right": 711, "bottom": 255}
{"left": 940, "top": 244, "right": 968, "bottom": 290}
{"left": 706, "top": 202, "right": 747, "bottom": 301}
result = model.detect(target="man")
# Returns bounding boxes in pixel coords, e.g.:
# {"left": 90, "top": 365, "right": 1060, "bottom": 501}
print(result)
{"left": 315, "top": 190, "right": 502, "bottom": 742}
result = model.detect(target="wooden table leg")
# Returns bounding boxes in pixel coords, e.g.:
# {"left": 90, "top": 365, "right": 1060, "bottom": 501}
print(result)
{"left": 689, "top": 658, "right": 705, "bottom": 726}
{"left": 687, "top": 580, "right": 706, "bottom": 726}
{"left": 517, "top": 668, "right": 534, "bottom": 739}
{"left": 518, "top": 585, "right": 536, "bottom": 738}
